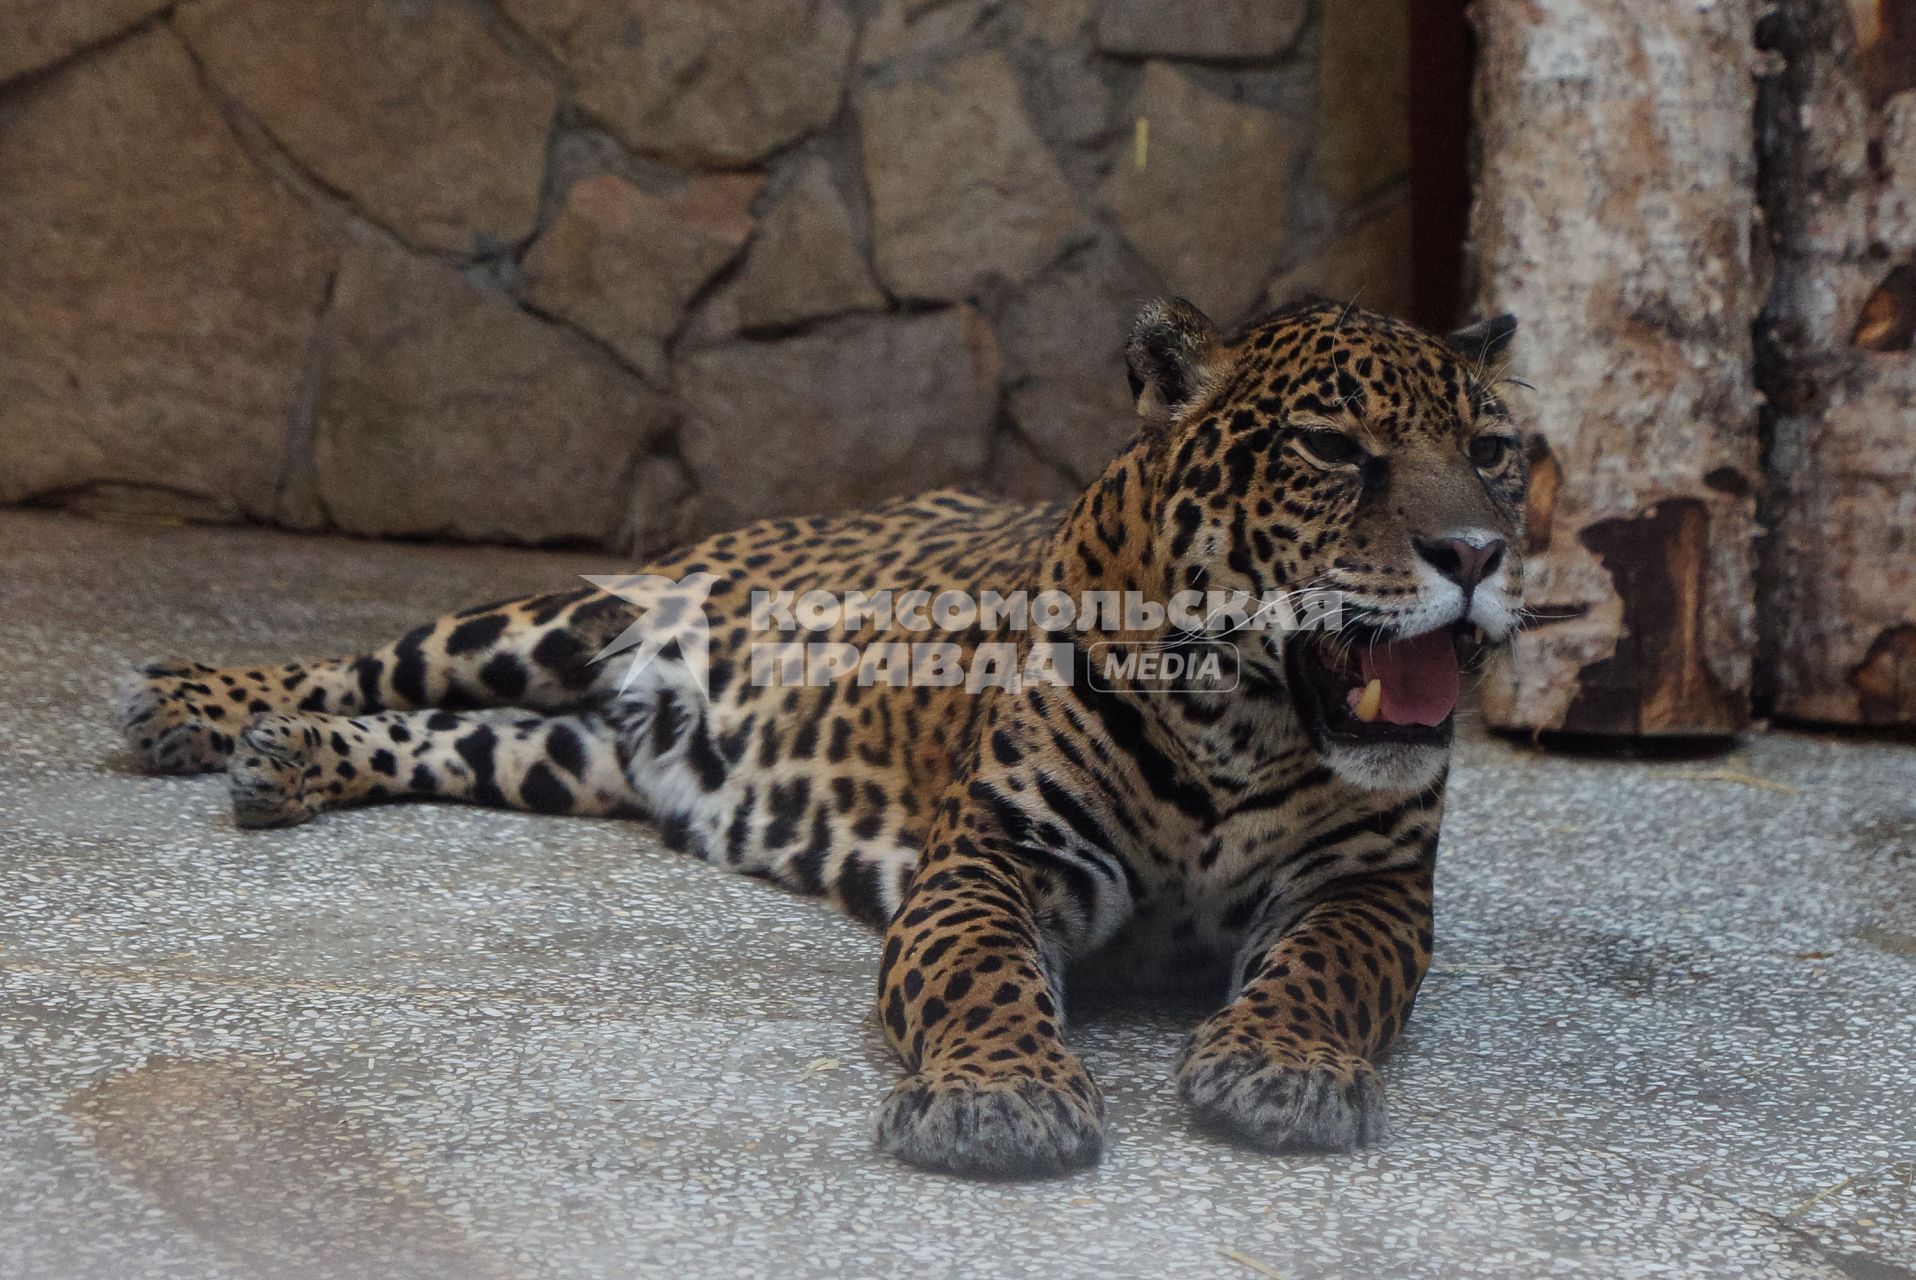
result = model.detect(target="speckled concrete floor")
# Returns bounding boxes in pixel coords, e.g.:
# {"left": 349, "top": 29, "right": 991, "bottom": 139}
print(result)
{"left": 1, "top": 510, "right": 1912, "bottom": 1280}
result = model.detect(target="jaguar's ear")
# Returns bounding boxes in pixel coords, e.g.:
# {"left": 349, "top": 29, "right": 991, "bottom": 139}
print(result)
{"left": 1126, "top": 297, "right": 1225, "bottom": 425}
{"left": 1446, "top": 313, "right": 1519, "bottom": 366}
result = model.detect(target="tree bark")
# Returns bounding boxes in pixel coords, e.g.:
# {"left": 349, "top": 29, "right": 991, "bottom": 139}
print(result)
{"left": 1466, "top": 0, "right": 1764, "bottom": 736}
{"left": 1756, "top": 0, "right": 1916, "bottom": 726}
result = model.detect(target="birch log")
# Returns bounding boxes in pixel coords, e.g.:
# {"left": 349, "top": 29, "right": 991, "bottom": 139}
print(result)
{"left": 1756, "top": 0, "right": 1916, "bottom": 725}
{"left": 1467, "top": 0, "right": 1764, "bottom": 736}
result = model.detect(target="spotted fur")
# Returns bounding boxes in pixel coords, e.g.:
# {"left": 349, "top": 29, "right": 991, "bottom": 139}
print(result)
{"left": 117, "top": 300, "right": 1526, "bottom": 1177}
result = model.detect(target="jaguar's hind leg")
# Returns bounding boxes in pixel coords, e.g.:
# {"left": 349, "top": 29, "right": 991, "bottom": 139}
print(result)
{"left": 118, "top": 659, "right": 276, "bottom": 775}
{"left": 227, "top": 708, "right": 637, "bottom": 829}
{"left": 118, "top": 586, "right": 653, "bottom": 775}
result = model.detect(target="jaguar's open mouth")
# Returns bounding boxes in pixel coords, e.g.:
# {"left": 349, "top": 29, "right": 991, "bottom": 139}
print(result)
{"left": 1286, "top": 622, "right": 1482, "bottom": 747}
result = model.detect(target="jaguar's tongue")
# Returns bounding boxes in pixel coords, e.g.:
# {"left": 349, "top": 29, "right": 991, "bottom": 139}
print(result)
{"left": 1356, "top": 629, "right": 1460, "bottom": 727}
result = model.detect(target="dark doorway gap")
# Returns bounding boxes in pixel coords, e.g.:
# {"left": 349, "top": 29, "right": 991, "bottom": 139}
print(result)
{"left": 1407, "top": 0, "right": 1475, "bottom": 332}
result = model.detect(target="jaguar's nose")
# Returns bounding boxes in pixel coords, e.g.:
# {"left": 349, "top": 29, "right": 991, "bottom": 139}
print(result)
{"left": 1415, "top": 535, "right": 1506, "bottom": 595}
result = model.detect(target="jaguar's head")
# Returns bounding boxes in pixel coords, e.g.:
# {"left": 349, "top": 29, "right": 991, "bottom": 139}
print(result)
{"left": 1127, "top": 296, "right": 1528, "bottom": 793}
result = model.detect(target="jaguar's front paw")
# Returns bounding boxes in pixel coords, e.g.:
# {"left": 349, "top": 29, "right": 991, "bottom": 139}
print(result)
{"left": 228, "top": 714, "right": 322, "bottom": 828}
{"left": 1175, "top": 1019, "right": 1385, "bottom": 1154}
{"left": 875, "top": 1060, "right": 1105, "bottom": 1179}
{"left": 116, "top": 662, "right": 237, "bottom": 775}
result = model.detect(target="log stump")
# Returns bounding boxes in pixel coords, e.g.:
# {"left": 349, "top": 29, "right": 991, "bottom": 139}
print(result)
{"left": 1467, "top": 0, "right": 1764, "bottom": 736}
{"left": 1756, "top": 0, "right": 1916, "bottom": 726}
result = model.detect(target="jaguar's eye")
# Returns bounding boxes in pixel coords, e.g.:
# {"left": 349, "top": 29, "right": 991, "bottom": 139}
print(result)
{"left": 1293, "top": 428, "right": 1366, "bottom": 468}
{"left": 1469, "top": 434, "right": 1516, "bottom": 469}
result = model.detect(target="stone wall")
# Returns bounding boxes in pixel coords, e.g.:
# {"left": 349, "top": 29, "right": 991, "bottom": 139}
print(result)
{"left": 0, "top": 0, "right": 1411, "bottom": 552}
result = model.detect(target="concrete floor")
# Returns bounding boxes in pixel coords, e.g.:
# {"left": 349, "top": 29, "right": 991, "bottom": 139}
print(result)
{"left": 1, "top": 509, "right": 1912, "bottom": 1280}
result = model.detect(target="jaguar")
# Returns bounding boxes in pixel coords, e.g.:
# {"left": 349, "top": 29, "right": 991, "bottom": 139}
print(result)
{"left": 117, "top": 297, "right": 1526, "bottom": 1178}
